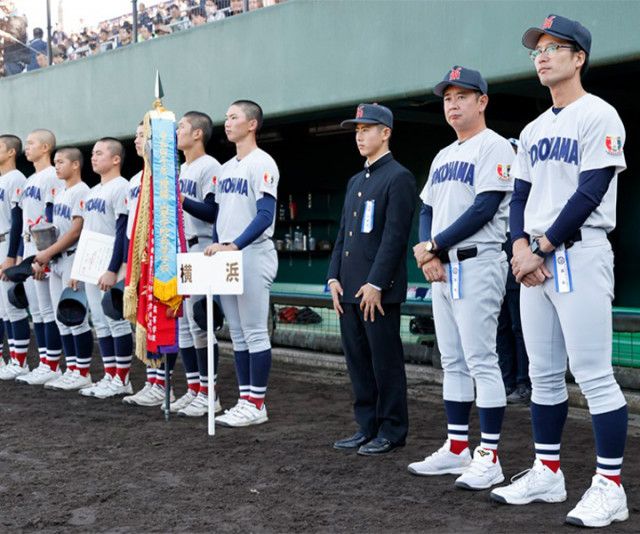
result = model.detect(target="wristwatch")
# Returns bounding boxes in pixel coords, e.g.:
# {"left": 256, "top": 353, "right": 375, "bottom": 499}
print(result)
{"left": 530, "top": 239, "right": 547, "bottom": 258}
{"left": 424, "top": 240, "right": 436, "bottom": 253}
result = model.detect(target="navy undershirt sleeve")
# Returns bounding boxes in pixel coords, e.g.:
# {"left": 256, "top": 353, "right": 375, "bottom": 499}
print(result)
{"left": 419, "top": 203, "right": 433, "bottom": 242}
{"left": 509, "top": 178, "right": 531, "bottom": 243}
{"left": 434, "top": 191, "right": 505, "bottom": 250}
{"left": 182, "top": 193, "right": 218, "bottom": 224}
{"left": 17, "top": 240, "right": 24, "bottom": 258}
{"left": 232, "top": 194, "right": 276, "bottom": 250}
{"left": 45, "top": 202, "right": 53, "bottom": 223}
{"left": 8, "top": 206, "right": 23, "bottom": 258}
{"left": 123, "top": 235, "right": 130, "bottom": 262}
{"left": 108, "top": 214, "right": 128, "bottom": 273}
{"left": 545, "top": 167, "right": 615, "bottom": 247}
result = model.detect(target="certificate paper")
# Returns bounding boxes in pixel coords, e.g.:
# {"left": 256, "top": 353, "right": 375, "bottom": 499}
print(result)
{"left": 70, "top": 230, "right": 116, "bottom": 285}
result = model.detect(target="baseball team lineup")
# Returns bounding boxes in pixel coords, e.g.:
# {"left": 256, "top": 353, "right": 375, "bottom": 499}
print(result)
{"left": 0, "top": 12, "right": 630, "bottom": 530}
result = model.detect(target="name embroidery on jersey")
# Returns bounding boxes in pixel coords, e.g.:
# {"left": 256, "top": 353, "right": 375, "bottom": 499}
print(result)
{"left": 218, "top": 177, "right": 249, "bottom": 196}
{"left": 53, "top": 203, "right": 72, "bottom": 220}
{"left": 179, "top": 179, "right": 197, "bottom": 197}
{"left": 85, "top": 197, "right": 107, "bottom": 214}
{"left": 130, "top": 185, "right": 141, "bottom": 199}
{"left": 432, "top": 161, "right": 474, "bottom": 186}
{"left": 22, "top": 185, "right": 42, "bottom": 201}
{"left": 529, "top": 137, "right": 579, "bottom": 167}
{"left": 605, "top": 135, "right": 623, "bottom": 155}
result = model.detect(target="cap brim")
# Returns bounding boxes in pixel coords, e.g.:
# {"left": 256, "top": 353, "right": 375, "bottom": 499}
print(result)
{"left": 522, "top": 27, "right": 576, "bottom": 49}
{"left": 340, "top": 118, "right": 384, "bottom": 128}
{"left": 434, "top": 80, "right": 485, "bottom": 97}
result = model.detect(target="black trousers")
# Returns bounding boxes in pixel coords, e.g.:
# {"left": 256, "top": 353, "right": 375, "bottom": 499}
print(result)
{"left": 339, "top": 303, "right": 408, "bottom": 444}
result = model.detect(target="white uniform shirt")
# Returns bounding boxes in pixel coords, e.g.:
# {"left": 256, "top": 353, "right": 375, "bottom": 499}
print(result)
{"left": 83, "top": 176, "right": 129, "bottom": 235}
{"left": 512, "top": 93, "right": 626, "bottom": 237}
{"left": 214, "top": 148, "right": 279, "bottom": 244}
{"left": 126, "top": 171, "right": 142, "bottom": 240}
{"left": 18, "top": 166, "right": 65, "bottom": 233}
{"left": 179, "top": 154, "right": 221, "bottom": 239}
{"left": 420, "top": 128, "right": 514, "bottom": 248}
{"left": 52, "top": 182, "right": 90, "bottom": 246}
{"left": 0, "top": 169, "right": 27, "bottom": 234}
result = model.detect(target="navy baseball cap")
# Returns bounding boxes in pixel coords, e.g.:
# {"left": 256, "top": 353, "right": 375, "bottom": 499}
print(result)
{"left": 101, "top": 279, "right": 125, "bottom": 321}
{"left": 341, "top": 103, "right": 393, "bottom": 129}
{"left": 57, "top": 287, "right": 89, "bottom": 327}
{"left": 433, "top": 66, "right": 488, "bottom": 97}
{"left": 3, "top": 255, "right": 36, "bottom": 283}
{"left": 522, "top": 14, "right": 591, "bottom": 55}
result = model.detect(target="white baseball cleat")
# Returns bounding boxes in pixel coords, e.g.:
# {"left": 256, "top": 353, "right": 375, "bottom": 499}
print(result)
{"left": 407, "top": 440, "right": 472, "bottom": 476}
{"left": 215, "top": 399, "right": 268, "bottom": 427}
{"left": 80, "top": 374, "right": 113, "bottom": 397}
{"left": 177, "top": 392, "right": 222, "bottom": 417}
{"left": 92, "top": 375, "right": 133, "bottom": 398}
{"left": 135, "top": 384, "right": 175, "bottom": 407}
{"left": 20, "top": 365, "right": 61, "bottom": 386}
{"left": 55, "top": 370, "right": 93, "bottom": 391}
{"left": 565, "top": 474, "right": 628, "bottom": 528}
{"left": 490, "top": 459, "right": 567, "bottom": 505}
{"left": 169, "top": 390, "right": 198, "bottom": 413}
{"left": 0, "top": 361, "right": 29, "bottom": 380}
{"left": 45, "top": 369, "right": 75, "bottom": 390}
{"left": 455, "top": 447, "right": 504, "bottom": 490}
{"left": 15, "top": 363, "right": 48, "bottom": 384}
{"left": 122, "top": 382, "right": 154, "bottom": 405}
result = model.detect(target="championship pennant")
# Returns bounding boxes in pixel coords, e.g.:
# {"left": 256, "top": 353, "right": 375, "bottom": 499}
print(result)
{"left": 124, "top": 72, "right": 187, "bottom": 366}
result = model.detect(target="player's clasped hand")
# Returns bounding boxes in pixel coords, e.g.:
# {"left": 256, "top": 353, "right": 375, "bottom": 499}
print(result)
{"left": 32, "top": 261, "right": 46, "bottom": 281}
{"left": 0, "top": 257, "right": 16, "bottom": 282}
{"left": 413, "top": 241, "right": 434, "bottom": 269}
{"left": 355, "top": 284, "right": 384, "bottom": 322}
{"left": 68, "top": 278, "right": 79, "bottom": 291}
{"left": 421, "top": 257, "right": 446, "bottom": 283}
{"left": 203, "top": 242, "right": 239, "bottom": 256}
{"left": 34, "top": 250, "right": 53, "bottom": 267}
{"left": 511, "top": 245, "right": 552, "bottom": 287}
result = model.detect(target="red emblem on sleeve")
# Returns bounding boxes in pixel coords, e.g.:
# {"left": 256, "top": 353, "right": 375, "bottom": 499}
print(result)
{"left": 212, "top": 175, "right": 217, "bottom": 186}
{"left": 263, "top": 172, "right": 274, "bottom": 185}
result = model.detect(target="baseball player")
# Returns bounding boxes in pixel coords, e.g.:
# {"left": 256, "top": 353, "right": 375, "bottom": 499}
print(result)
{"left": 408, "top": 67, "right": 514, "bottom": 490}
{"left": 490, "top": 15, "right": 629, "bottom": 528}
{"left": 204, "top": 100, "right": 278, "bottom": 427}
{"left": 0, "top": 134, "right": 29, "bottom": 380}
{"left": 33, "top": 147, "right": 93, "bottom": 391}
{"left": 121, "top": 122, "right": 177, "bottom": 408}
{"left": 13, "top": 129, "right": 65, "bottom": 386}
{"left": 71, "top": 137, "right": 134, "bottom": 399}
{"left": 172, "top": 111, "right": 223, "bottom": 417}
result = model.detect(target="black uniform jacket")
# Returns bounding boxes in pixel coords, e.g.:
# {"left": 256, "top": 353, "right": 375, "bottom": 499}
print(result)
{"left": 327, "top": 153, "right": 417, "bottom": 304}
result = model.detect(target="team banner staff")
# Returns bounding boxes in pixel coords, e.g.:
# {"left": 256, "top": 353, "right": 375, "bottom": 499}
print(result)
{"left": 124, "top": 74, "right": 186, "bottom": 365}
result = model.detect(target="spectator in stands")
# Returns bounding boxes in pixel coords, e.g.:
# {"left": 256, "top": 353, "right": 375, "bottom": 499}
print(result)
{"left": 118, "top": 22, "right": 133, "bottom": 47}
{"left": 230, "top": 0, "right": 244, "bottom": 16}
{"left": 138, "top": 2, "right": 152, "bottom": 27}
{"left": 138, "top": 24, "right": 154, "bottom": 42}
{"left": 205, "top": 0, "right": 226, "bottom": 21}
{"left": 36, "top": 53, "right": 48, "bottom": 69}
{"left": 155, "top": 24, "right": 172, "bottom": 36}
{"left": 27, "top": 27, "right": 47, "bottom": 71}
{"left": 2, "top": 13, "right": 30, "bottom": 76}
{"left": 99, "top": 28, "right": 111, "bottom": 44}
{"left": 249, "top": 0, "right": 263, "bottom": 11}
{"left": 168, "top": 3, "right": 187, "bottom": 27}
{"left": 189, "top": 7, "right": 207, "bottom": 27}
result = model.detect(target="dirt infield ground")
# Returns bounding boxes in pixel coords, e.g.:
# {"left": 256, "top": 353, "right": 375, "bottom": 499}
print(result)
{"left": 1, "top": 344, "right": 639, "bottom": 533}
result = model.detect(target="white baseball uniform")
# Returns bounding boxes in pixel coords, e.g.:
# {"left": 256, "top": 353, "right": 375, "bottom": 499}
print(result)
{"left": 82, "top": 176, "right": 131, "bottom": 338}
{"left": 0, "top": 169, "right": 28, "bottom": 323}
{"left": 125, "top": 171, "right": 142, "bottom": 241}
{"left": 215, "top": 148, "right": 278, "bottom": 353}
{"left": 420, "top": 128, "right": 514, "bottom": 408}
{"left": 512, "top": 93, "right": 627, "bottom": 414}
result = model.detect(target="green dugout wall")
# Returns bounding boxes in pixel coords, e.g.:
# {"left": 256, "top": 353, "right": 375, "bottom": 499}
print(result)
{"left": 1, "top": 0, "right": 639, "bottom": 304}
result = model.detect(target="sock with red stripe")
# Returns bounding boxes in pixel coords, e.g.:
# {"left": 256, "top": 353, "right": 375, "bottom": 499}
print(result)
{"left": 60, "top": 333, "right": 76, "bottom": 372}
{"left": 33, "top": 321, "right": 46, "bottom": 364}
{"left": 155, "top": 352, "right": 177, "bottom": 389}
{"left": 12, "top": 318, "right": 30, "bottom": 367}
{"left": 234, "top": 349, "right": 250, "bottom": 400}
{"left": 531, "top": 400, "right": 568, "bottom": 473}
{"left": 593, "top": 405, "right": 627, "bottom": 486}
{"left": 114, "top": 334, "right": 133, "bottom": 384}
{"left": 444, "top": 400, "right": 472, "bottom": 454}
{"left": 44, "top": 321, "right": 62, "bottom": 371}
{"left": 73, "top": 330, "right": 93, "bottom": 376}
{"left": 146, "top": 364, "right": 157, "bottom": 385}
{"left": 97, "top": 336, "right": 116, "bottom": 377}
{"left": 195, "top": 345, "right": 218, "bottom": 397}
{"left": 479, "top": 406, "right": 505, "bottom": 462}
{"left": 248, "top": 348, "right": 271, "bottom": 409}
{"left": 180, "top": 345, "right": 199, "bottom": 394}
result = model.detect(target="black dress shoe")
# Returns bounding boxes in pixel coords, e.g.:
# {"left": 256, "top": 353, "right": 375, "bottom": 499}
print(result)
{"left": 333, "top": 432, "right": 371, "bottom": 450}
{"left": 357, "top": 437, "right": 404, "bottom": 456}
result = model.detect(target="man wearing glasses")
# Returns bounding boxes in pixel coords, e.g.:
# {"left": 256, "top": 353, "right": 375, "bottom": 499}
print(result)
{"left": 490, "top": 15, "right": 629, "bottom": 528}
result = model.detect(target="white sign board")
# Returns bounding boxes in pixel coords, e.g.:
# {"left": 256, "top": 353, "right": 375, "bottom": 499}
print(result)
{"left": 177, "top": 251, "right": 244, "bottom": 296}
{"left": 70, "top": 230, "right": 116, "bottom": 285}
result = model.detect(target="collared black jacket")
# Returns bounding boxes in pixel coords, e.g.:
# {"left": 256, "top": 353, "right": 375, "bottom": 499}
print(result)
{"left": 327, "top": 153, "right": 417, "bottom": 304}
